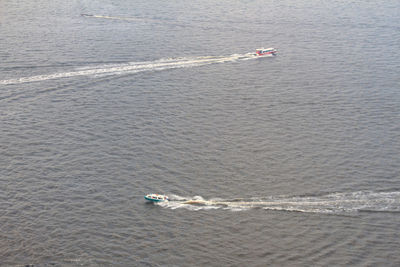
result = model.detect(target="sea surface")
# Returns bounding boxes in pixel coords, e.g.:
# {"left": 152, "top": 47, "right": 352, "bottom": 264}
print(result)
{"left": 1, "top": 0, "right": 400, "bottom": 266}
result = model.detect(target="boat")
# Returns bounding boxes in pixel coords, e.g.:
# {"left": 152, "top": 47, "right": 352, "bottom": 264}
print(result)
{"left": 144, "top": 194, "right": 169, "bottom": 202}
{"left": 255, "top": 48, "right": 277, "bottom": 56}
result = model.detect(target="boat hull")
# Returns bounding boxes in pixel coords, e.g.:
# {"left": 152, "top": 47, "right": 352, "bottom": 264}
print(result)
{"left": 255, "top": 48, "right": 277, "bottom": 56}
{"left": 257, "top": 51, "right": 276, "bottom": 56}
{"left": 144, "top": 194, "right": 169, "bottom": 202}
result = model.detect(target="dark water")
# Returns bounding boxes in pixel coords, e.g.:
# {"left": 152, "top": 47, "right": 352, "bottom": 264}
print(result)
{"left": 1, "top": 0, "right": 400, "bottom": 266}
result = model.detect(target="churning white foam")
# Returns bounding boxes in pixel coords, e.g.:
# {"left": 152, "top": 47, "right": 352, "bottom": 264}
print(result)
{"left": 0, "top": 53, "right": 259, "bottom": 85}
{"left": 157, "top": 191, "right": 400, "bottom": 214}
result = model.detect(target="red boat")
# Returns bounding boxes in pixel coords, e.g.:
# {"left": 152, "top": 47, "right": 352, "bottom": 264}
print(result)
{"left": 255, "top": 48, "right": 277, "bottom": 56}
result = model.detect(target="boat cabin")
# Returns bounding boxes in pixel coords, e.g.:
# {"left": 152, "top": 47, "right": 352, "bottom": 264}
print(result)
{"left": 144, "top": 194, "right": 169, "bottom": 202}
{"left": 256, "top": 48, "right": 277, "bottom": 56}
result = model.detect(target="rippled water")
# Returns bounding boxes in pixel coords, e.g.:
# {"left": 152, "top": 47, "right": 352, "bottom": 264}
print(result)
{"left": 1, "top": 0, "right": 400, "bottom": 266}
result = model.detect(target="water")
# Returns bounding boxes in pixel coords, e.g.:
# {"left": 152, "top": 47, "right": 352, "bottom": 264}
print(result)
{"left": 1, "top": 0, "right": 400, "bottom": 266}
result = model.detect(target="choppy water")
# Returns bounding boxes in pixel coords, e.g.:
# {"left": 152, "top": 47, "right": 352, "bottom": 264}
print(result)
{"left": 1, "top": 0, "right": 400, "bottom": 266}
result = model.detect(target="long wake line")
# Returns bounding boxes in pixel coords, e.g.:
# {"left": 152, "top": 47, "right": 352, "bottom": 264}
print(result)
{"left": 158, "top": 191, "right": 400, "bottom": 214}
{"left": 0, "top": 53, "right": 259, "bottom": 85}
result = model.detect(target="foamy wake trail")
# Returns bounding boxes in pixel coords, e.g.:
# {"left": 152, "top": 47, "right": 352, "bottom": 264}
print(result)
{"left": 81, "top": 14, "right": 159, "bottom": 23}
{"left": 0, "top": 54, "right": 257, "bottom": 85}
{"left": 158, "top": 191, "right": 400, "bottom": 214}
{"left": 82, "top": 14, "right": 141, "bottom": 21}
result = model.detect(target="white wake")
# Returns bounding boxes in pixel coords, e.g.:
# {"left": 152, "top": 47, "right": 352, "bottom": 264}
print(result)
{"left": 157, "top": 191, "right": 400, "bottom": 214}
{"left": 0, "top": 53, "right": 261, "bottom": 85}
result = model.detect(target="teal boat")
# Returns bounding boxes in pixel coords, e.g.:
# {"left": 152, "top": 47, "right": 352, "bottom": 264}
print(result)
{"left": 144, "top": 194, "right": 169, "bottom": 202}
